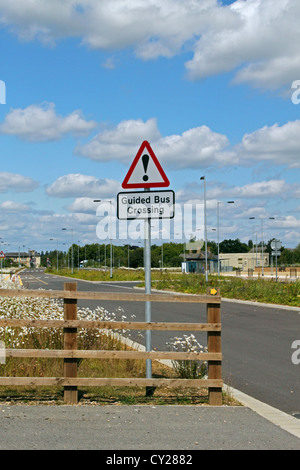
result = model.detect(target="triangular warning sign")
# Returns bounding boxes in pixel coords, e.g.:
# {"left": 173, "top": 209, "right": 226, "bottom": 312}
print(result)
{"left": 122, "top": 141, "right": 170, "bottom": 189}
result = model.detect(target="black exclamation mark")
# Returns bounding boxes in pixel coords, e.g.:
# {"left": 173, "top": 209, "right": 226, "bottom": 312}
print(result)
{"left": 142, "top": 154, "right": 149, "bottom": 181}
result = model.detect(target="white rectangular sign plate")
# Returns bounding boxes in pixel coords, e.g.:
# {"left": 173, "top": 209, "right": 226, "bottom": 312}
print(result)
{"left": 117, "top": 190, "right": 175, "bottom": 220}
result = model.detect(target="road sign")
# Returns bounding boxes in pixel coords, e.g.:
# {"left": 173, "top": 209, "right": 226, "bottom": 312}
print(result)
{"left": 0, "top": 251, "right": 5, "bottom": 258}
{"left": 117, "top": 190, "right": 175, "bottom": 220}
{"left": 122, "top": 141, "right": 170, "bottom": 189}
{"left": 271, "top": 240, "right": 282, "bottom": 250}
{"left": 272, "top": 251, "right": 281, "bottom": 256}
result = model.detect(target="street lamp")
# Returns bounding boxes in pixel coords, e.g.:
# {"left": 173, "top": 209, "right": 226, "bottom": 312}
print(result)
{"left": 62, "top": 228, "right": 74, "bottom": 274}
{"left": 77, "top": 240, "right": 81, "bottom": 270}
{"left": 49, "top": 238, "right": 59, "bottom": 270}
{"left": 217, "top": 201, "right": 235, "bottom": 276}
{"left": 200, "top": 176, "right": 208, "bottom": 281}
{"left": 249, "top": 217, "right": 275, "bottom": 276}
{"left": 94, "top": 199, "right": 113, "bottom": 278}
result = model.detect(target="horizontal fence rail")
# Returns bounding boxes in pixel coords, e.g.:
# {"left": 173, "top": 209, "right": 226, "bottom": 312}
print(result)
{"left": 0, "top": 283, "right": 222, "bottom": 405}
{"left": 4, "top": 349, "right": 222, "bottom": 361}
{"left": 0, "top": 319, "right": 221, "bottom": 331}
{"left": 0, "top": 288, "right": 220, "bottom": 304}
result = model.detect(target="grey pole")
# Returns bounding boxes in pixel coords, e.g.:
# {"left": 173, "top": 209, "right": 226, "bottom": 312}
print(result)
{"left": 200, "top": 176, "right": 208, "bottom": 282}
{"left": 261, "top": 219, "right": 264, "bottom": 276}
{"left": 94, "top": 199, "right": 113, "bottom": 277}
{"left": 217, "top": 202, "right": 220, "bottom": 276}
{"left": 144, "top": 189, "right": 153, "bottom": 393}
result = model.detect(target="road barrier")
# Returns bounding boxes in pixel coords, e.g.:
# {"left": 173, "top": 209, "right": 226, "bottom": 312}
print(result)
{"left": 0, "top": 282, "right": 222, "bottom": 405}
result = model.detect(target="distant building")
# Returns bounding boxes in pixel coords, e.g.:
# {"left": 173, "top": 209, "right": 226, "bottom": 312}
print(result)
{"left": 180, "top": 241, "right": 218, "bottom": 273}
{"left": 4, "top": 250, "right": 41, "bottom": 268}
{"left": 219, "top": 249, "right": 269, "bottom": 271}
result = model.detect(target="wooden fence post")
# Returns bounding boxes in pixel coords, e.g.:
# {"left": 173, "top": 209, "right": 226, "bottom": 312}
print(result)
{"left": 64, "top": 282, "right": 78, "bottom": 404}
{"left": 207, "top": 301, "right": 222, "bottom": 405}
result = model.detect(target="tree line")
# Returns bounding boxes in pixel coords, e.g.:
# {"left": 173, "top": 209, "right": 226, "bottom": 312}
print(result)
{"left": 40, "top": 238, "right": 300, "bottom": 269}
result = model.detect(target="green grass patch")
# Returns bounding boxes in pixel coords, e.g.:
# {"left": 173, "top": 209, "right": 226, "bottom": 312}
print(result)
{"left": 150, "top": 272, "right": 300, "bottom": 307}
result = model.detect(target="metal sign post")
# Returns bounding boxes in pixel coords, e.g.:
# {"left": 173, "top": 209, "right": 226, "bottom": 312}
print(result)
{"left": 120, "top": 141, "right": 172, "bottom": 396}
{"left": 143, "top": 188, "right": 153, "bottom": 396}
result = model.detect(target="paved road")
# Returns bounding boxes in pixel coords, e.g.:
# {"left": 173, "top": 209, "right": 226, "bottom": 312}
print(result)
{"left": 18, "top": 268, "right": 300, "bottom": 417}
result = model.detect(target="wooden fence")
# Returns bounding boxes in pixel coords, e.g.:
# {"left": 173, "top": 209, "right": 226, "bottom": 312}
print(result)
{"left": 0, "top": 282, "right": 222, "bottom": 405}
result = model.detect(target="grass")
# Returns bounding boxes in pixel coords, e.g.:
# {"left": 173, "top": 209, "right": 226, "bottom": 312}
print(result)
{"left": 45, "top": 267, "right": 179, "bottom": 282}
{"left": 147, "top": 272, "right": 300, "bottom": 307}
{"left": 46, "top": 267, "right": 146, "bottom": 282}
{"left": 45, "top": 267, "right": 300, "bottom": 307}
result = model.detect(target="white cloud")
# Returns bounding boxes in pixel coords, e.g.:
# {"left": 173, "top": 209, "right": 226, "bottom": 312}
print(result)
{"left": 275, "top": 216, "right": 300, "bottom": 229}
{"left": 186, "top": 0, "right": 300, "bottom": 90}
{"left": 76, "top": 115, "right": 300, "bottom": 171}
{"left": 67, "top": 197, "right": 98, "bottom": 214}
{"left": 0, "top": 172, "right": 39, "bottom": 192}
{"left": 0, "top": 0, "right": 219, "bottom": 56}
{"left": 0, "top": 200, "right": 30, "bottom": 212}
{"left": 46, "top": 174, "right": 121, "bottom": 198}
{"left": 1, "top": 0, "right": 299, "bottom": 90}
{"left": 235, "top": 121, "right": 300, "bottom": 168}
{"left": 75, "top": 118, "right": 233, "bottom": 169}
{"left": 0, "top": 103, "right": 97, "bottom": 141}
{"left": 75, "top": 118, "right": 161, "bottom": 163}
{"left": 177, "top": 179, "right": 290, "bottom": 210}
{"left": 230, "top": 180, "right": 287, "bottom": 198}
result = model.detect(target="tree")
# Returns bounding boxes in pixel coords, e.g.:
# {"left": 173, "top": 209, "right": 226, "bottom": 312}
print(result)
{"left": 219, "top": 238, "right": 249, "bottom": 253}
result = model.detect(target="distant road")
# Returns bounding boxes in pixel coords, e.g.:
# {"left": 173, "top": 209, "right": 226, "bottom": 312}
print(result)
{"left": 18, "top": 268, "right": 300, "bottom": 417}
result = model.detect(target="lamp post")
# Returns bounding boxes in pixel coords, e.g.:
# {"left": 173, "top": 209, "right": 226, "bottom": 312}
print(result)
{"left": 94, "top": 199, "right": 113, "bottom": 279}
{"left": 62, "top": 228, "right": 74, "bottom": 274}
{"left": 49, "top": 238, "right": 59, "bottom": 270}
{"left": 217, "top": 201, "right": 235, "bottom": 276}
{"left": 77, "top": 240, "right": 81, "bottom": 270}
{"left": 249, "top": 217, "right": 275, "bottom": 276}
{"left": 200, "top": 176, "right": 208, "bottom": 281}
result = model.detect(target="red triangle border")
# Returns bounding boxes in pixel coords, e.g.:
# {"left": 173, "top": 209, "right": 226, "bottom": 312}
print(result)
{"left": 122, "top": 141, "right": 170, "bottom": 189}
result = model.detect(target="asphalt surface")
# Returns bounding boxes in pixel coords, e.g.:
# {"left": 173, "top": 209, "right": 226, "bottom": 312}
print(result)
{"left": 0, "top": 405, "right": 300, "bottom": 450}
{"left": 1, "top": 268, "right": 299, "bottom": 451}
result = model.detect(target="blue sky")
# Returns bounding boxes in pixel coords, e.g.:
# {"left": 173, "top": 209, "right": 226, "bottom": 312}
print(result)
{"left": 0, "top": 0, "right": 300, "bottom": 253}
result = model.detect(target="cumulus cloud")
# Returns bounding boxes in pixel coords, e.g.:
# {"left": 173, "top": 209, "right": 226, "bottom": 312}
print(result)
{"left": 75, "top": 118, "right": 161, "bottom": 163}
{"left": 186, "top": 0, "right": 300, "bottom": 90}
{"left": 75, "top": 118, "right": 233, "bottom": 169}
{"left": 0, "top": 172, "right": 39, "bottom": 192}
{"left": 0, "top": 0, "right": 299, "bottom": 90}
{"left": 0, "top": 102, "right": 97, "bottom": 141}
{"left": 235, "top": 120, "right": 300, "bottom": 168}
{"left": 75, "top": 115, "right": 300, "bottom": 170}
{"left": 67, "top": 197, "right": 100, "bottom": 214}
{"left": 176, "top": 179, "right": 291, "bottom": 210}
{"left": 46, "top": 173, "right": 121, "bottom": 198}
{"left": 230, "top": 180, "right": 288, "bottom": 198}
{"left": 0, "top": 200, "right": 30, "bottom": 212}
{"left": 0, "top": 0, "right": 218, "bottom": 55}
